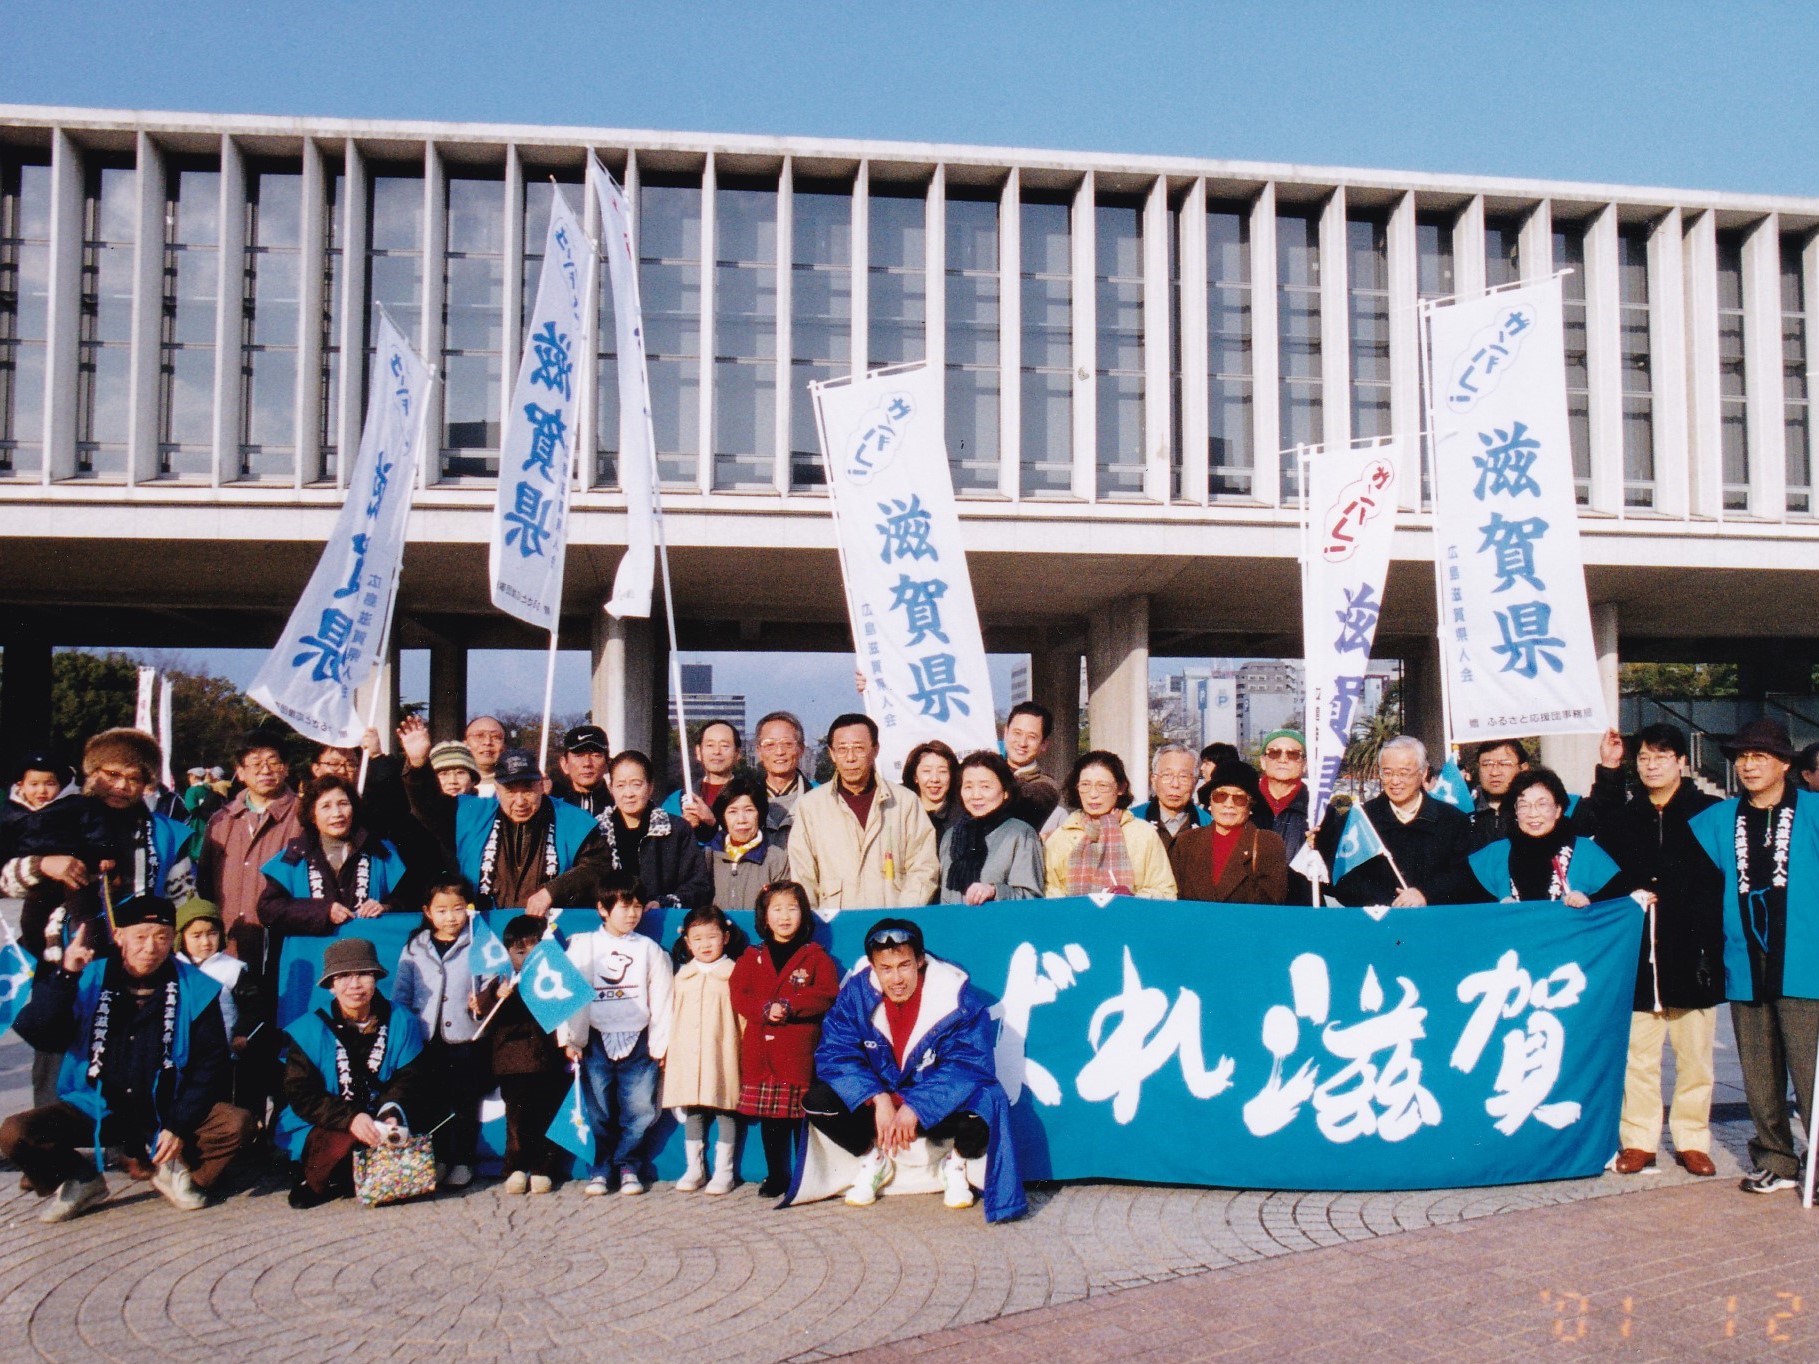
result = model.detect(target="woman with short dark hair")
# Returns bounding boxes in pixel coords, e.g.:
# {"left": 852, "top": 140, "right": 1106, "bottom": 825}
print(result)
{"left": 902, "top": 740, "right": 960, "bottom": 842}
{"left": 939, "top": 752, "right": 1045, "bottom": 905}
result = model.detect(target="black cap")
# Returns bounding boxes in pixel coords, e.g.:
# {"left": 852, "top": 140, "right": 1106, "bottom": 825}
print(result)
{"left": 494, "top": 748, "right": 543, "bottom": 785}
{"left": 563, "top": 724, "right": 610, "bottom": 756}
{"left": 14, "top": 751, "right": 70, "bottom": 787}
{"left": 115, "top": 895, "right": 178, "bottom": 930}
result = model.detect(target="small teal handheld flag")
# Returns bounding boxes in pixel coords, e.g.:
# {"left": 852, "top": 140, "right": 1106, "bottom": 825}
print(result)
{"left": 518, "top": 939, "right": 592, "bottom": 1033}
{"left": 1331, "top": 804, "right": 1390, "bottom": 882}
{"left": 1429, "top": 758, "right": 1475, "bottom": 815}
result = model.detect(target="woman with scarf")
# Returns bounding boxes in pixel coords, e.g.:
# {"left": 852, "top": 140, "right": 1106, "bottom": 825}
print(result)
{"left": 902, "top": 740, "right": 961, "bottom": 843}
{"left": 257, "top": 776, "right": 407, "bottom": 936}
{"left": 708, "top": 776, "right": 789, "bottom": 912}
{"left": 1168, "top": 759, "right": 1288, "bottom": 904}
{"left": 729, "top": 881, "right": 839, "bottom": 1197}
{"left": 939, "top": 752, "right": 1044, "bottom": 904}
{"left": 1043, "top": 751, "right": 1177, "bottom": 899}
{"left": 1467, "top": 767, "right": 1623, "bottom": 905}
{"left": 600, "top": 752, "right": 713, "bottom": 912}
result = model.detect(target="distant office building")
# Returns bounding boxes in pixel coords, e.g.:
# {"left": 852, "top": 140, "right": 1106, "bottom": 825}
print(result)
{"left": 680, "top": 665, "right": 747, "bottom": 748}
{"left": 1236, "top": 661, "right": 1304, "bottom": 753}
{"left": 1009, "top": 661, "right": 1030, "bottom": 708}
{"left": 1159, "top": 666, "right": 1239, "bottom": 751}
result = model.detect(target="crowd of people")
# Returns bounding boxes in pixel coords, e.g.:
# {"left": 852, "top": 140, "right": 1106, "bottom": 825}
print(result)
{"left": 2, "top": 695, "right": 1818, "bottom": 1226}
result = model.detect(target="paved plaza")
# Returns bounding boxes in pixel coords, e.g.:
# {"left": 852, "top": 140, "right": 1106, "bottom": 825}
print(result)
{"left": 2, "top": 1010, "right": 1812, "bottom": 1362}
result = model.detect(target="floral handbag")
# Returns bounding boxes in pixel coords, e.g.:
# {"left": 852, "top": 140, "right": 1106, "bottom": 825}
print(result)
{"left": 351, "top": 1112, "right": 438, "bottom": 1207}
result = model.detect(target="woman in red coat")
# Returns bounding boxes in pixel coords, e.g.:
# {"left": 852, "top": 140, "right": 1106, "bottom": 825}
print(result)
{"left": 730, "top": 880, "right": 839, "bottom": 1196}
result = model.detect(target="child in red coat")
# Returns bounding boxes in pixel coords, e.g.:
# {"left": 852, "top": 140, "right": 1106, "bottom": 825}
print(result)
{"left": 729, "top": 880, "right": 839, "bottom": 1197}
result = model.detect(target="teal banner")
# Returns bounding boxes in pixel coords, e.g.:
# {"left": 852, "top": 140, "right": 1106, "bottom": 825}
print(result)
{"left": 275, "top": 895, "right": 1642, "bottom": 1192}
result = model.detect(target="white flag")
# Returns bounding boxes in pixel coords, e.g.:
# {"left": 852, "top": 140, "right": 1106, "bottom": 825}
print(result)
{"left": 813, "top": 364, "right": 998, "bottom": 776}
{"left": 134, "top": 666, "right": 156, "bottom": 732}
{"left": 249, "top": 311, "right": 431, "bottom": 743}
{"left": 489, "top": 186, "right": 590, "bottom": 630}
{"left": 592, "top": 158, "right": 661, "bottom": 620}
{"left": 1302, "top": 439, "right": 1402, "bottom": 828}
{"left": 156, "top": 673, "right": 173, "bottom": 790}
{"left": 1426, "top": 279, "right": 1606, "bottom": 740}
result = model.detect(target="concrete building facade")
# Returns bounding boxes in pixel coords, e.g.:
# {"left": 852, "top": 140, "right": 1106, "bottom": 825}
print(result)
{"left": 4, "top": 104, "right": 1819, "bottom": 801}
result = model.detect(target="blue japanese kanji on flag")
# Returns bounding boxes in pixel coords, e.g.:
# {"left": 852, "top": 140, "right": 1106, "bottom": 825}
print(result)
{"left": 518, "top": 939, "right": 591, "bottom": 1034}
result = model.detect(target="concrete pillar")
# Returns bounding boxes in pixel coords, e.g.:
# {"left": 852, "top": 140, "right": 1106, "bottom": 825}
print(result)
{"left": 1086, "top": 595, "right": 1151, "bottom": 803}
{"left": 1541, "top": 602, "right": 1620, "bottom": 792}
{"left": 427, "top": 640, "right": 467, "bottom": 740}
{"left": 1, "top": 630, "right": 54, "bottom": 769}
{"left": 1029, "top": 638, "right": 1083, "bottom": 779}
{"left": 592, "top": 611, "right": 655, "bottom": 757}
{"left": 1400, "top": 638, "right": 1446, "bottom": 764}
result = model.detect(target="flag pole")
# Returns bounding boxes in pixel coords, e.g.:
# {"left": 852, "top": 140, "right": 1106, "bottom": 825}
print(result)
{"left": 1358, "top": 805, "right": 1410, "bottom": 891}
{"left": 1416, "top": 300, "right": 1458, "bottom": 763}
{"left": 651, "top": 470, "right": 693, "bottom": 801}
{"left": 537, "top": 625, "right": 561, "bottom": 773}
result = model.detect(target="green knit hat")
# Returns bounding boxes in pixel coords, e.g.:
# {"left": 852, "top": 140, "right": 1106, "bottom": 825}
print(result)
{"left": 175, "top": 897, "right": 223, "bottom": 935}
{"left": 1260, "top": 728, "right": 1306, "bottom": 753}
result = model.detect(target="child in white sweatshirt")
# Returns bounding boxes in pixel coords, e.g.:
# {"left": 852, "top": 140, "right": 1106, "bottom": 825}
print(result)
{"left": 559, "top": 876, "right": 674, "bottom": 1196}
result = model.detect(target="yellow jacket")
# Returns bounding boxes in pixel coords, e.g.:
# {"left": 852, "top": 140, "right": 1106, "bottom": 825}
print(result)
{"left": 1044, "top": 809, "right": 1179, "bottom": 899}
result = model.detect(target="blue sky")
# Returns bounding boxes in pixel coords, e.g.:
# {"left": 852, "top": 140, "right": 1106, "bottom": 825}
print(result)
{"left": 5, "top": 1, "right": 1817, "bottom": 196}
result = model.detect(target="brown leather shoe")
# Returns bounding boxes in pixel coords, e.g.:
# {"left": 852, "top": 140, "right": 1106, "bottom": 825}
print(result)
{"left": 1612, "top": 1148, "right": 1657, "bottom": 1174}
{"left": 1676, "top": 1149, "right": 1717, "bottom": 1177}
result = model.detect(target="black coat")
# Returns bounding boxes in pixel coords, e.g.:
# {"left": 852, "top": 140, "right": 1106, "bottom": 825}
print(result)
{"left": 1254, "top": 781, "right": 1312, "bottom": 902}
{"left": 1581, "top": 766, "right": 1725, "bottom": 1010}
{"left": 597, "top": 809, "right": 714, "bottom": 912}
{"left": 1333, "top": 793, "right": 1477, "bottom": 907}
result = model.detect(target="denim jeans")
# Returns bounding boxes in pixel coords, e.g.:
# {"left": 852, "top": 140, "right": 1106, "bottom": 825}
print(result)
{"left": 579, "top": 1031, "right": 660, "bottom": 1178}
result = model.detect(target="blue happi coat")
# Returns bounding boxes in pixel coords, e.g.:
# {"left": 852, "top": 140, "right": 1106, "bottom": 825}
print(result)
{"left": 791, "top": 955, "right": 1026, "bottom": 1223}
{"left": 1689, "top": 790, "right": 1819, "bottom": 1001}
{"left": 453, "top": 795, "right": 598, "bottom": 895}
{"left": 260, "top": 836, "right": 405, "bottom": 902}
{"left": 1467, "top": 836, "right": 1622, "bottom": 903}
{"left": 273, "top": 1001, "right": 426, "bottom": 1160}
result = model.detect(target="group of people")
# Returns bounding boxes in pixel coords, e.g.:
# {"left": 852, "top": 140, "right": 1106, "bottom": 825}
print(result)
{"left": 2, "top": 694, "right": 1818, "bottom": 1226}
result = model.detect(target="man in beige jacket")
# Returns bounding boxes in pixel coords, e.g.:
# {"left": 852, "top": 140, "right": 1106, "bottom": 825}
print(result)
{"left": 789, "top": 714, "right": 939, "bottom": 915}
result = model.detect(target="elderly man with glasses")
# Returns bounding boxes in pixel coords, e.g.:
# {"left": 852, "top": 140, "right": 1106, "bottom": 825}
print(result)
{"left": 787, "top": 917, "right": 1025, "bottom": 1222}
{"left": 1254, "top": 728, "right": 1314, "bottom": 899}
{"left": 1130, "top": 744, "right": 1207, "bottom": 854}
{"left": 787, "top": 714, "right": 939, "bottom": 914}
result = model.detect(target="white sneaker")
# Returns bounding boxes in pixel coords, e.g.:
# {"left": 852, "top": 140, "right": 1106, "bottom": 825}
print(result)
{"left": 705, "top": 1164, "right": 737, "bottom": 1195}
{"left": 618, "top": 1167, "right": 645, "bottom": 1196}
{"left": 528, "top": 1174, "right": 553, "bottom": 1195}
{"left": 940, "top": 1151, "right": 975, "bottom": 1210}
{"left": 444, "top": 1164, "right": 473, "bottom": 1189}
{"left": 502, "top": 1170, "right": 530, "bottom": 1195}
{"left": 40, "top": 1174, "right": 109, "bottom": 1223}
{"left": 150, "top": 1161, "right": 207, "bottom": 1212}
{"left": 845, "top": 1150, "right": 894, "bottom": 1206}
{"left": 584, "top": 1176, "right": 610, "bottom": 1197}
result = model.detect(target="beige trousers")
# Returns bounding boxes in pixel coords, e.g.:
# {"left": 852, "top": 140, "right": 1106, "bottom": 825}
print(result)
{"left": 1618, "top": 1006, "right": 1717, "bottom": 1154}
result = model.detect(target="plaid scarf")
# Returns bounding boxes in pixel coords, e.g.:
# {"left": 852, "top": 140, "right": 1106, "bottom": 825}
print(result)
{"left": 1064, "top": 812, "right": 1136, "bottom": 896}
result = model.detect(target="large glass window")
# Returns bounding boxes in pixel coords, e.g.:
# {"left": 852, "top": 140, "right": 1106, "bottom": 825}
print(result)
{"left": 1553, "top": 223, "right": 1591, "bottom": 503}
{"left": 1277, "top": 209, "right": 1322, "bottom": 497}
{"left": 1485, "top": 215, "right": 1523, "bottom": 287}
{"left": 316, "top": 164, "right": 343, "bottom": 483}
{"left": 947, "top": 191, "right": 1000, "bottom": 493}
{"left": 1018, "top": 195, "right": 1069, "bottom": 496}
{"left": 239, "top": 164, "right": 301, "bottom": 481}
{"left": 789, "top": 181, "right": 850, "bottom": 490}
{"left": 713, "top": 179, "right": 778, "bottom": 491}
{"left": 1416, "top": 211, "right": 1455, "bottom": 502}
{"left": 364, "top": 169, "right": 423, "bottom": 435}
{"left": 1618, "top": 225, "right": 1654, "bottom": 507}
{"left": 639, "top": 177, "right": 702, "bottom": 488}
{"left": 1348, "top": 213, "right": 1390, "bottom": 441}
{"left": 1785, "top": 236, "right": 1811, "bottom": 516}
{"left": 77, "top": 158, "right": 136, "bottom": 478}
{"left": 441, "top": 172, "right": 503, "bottom": 478}
{"left": 868, "top": 184, "right": 925, "bottom": 368}
{"left": 1717, "top": 230, "right": 1748, "bottom": 510}
{"left": 0, "top": 153, "right": 51, "bottom": 477}
{"left": 159, "top": 163, "right": 220, "bottom": 478}
{"left": 1207, "top": 203, "right": 1252, "bottom": 498}
{"left": 1095, "top": 200, "right": 1145, "bottom": 498}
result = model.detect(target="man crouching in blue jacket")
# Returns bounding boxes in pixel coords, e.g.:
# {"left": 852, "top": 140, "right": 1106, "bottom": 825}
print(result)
{"left": 784, "top": 917, "right": 1026, "bottom": 1223}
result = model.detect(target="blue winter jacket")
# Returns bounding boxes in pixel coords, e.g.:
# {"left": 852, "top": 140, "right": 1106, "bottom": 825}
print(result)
{"left": 809, "top": 955, "right": 1026, "bottom": 1223}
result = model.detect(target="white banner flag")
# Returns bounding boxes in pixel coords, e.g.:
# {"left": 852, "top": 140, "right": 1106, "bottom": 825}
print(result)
{"left": 134, "top": 666, "right": 156, "bottom": 732}
{"left": 1426, "top": 279, "right": 1606, "bottom": 741}
{"left": 156, "top": 673, "right": 173, "bottom": 790}
{"left": 490, "top": 187, "right": 590, "bottom": 631}
{"left": 593, "top": 159, "right": 660, "bottom": 620}
{"left": 249, "top": 312, "right": 431, "bottom": 743}
{"left": 1302, "top": 438, "right": 1403, "bottom": 828}
{"left": 813, "top": 364, "right": 997, "bottom": 776}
